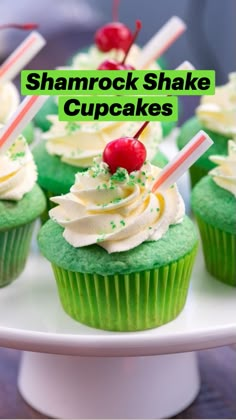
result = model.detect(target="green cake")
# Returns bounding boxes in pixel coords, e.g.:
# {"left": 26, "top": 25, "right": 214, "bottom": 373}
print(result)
{"left": 191, "top": 140, "right": 236, "bottom": 286}
{"left": 22, "top": 122, "right": 35, "bottom": 144}
{"left": 0, "top": 136, "right": 46, "bottom": 287}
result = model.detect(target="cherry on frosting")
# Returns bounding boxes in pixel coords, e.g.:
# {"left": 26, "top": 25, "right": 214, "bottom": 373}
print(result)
{"left": 103, "top": 121, "right": 149, "bottom": 174}
{"left": 95, "top": 23, "right": 132, "bottom": 53}
{"left": 95, "top": 0, "right": 132, "bottom": 53}
{"left": 97, "top": 20, "right": 141, "bottom": 71}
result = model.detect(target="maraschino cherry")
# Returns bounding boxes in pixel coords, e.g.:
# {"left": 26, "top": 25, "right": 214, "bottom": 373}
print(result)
{"left": 95, "top": 0, "right": 132, "bottom": 53}
{"left": 98, "top": 20, "right": 142, "bottom": 70}
{"left": 103, "top": 121, "right": 149, "bottom": 174}
{"left": 0, "top": 23, "right": 38, "bottom": 30}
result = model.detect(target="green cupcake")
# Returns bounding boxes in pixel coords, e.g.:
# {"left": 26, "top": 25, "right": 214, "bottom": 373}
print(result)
{"left": 0, "top": 136, "right": 46, "bottom": 287}
{"left": 33, "top": 119, "right": 167, "bottom": 220}
{"left": 177, "top": 73, "right": 236, "bottom": 187}
{"left": 38, "top": 155, "right": 198, "bottom": 331}
{"left": 191, "top": 140, "right": 236, "bottom": 287}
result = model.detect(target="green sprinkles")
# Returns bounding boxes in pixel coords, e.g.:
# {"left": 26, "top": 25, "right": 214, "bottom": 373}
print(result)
{"left": 111, "top": 167, "right": 128, "bottom": 183}
{"left": 96, "top": 234, "right": 106, "bottom": 243}
{"left": 111, "top": 197, "right": 122, "bottom": 204}
{"left": 120, "top": 220, "right": 126, "bottom": 226}
{"left": 110, "top": 221, "right": 116, "bottom": 229}
{"left": 11, "top": 151, "right": 26, "bottom": 160}
{"left": 66, "top": 122, "right": 81, "bottom": 134}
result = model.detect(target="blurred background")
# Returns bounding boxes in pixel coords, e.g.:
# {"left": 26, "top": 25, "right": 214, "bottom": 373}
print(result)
{"left": 0, "top": 0, "right": 235, "bottom": 121}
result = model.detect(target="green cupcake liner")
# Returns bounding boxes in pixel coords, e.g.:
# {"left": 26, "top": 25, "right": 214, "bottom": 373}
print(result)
{"left": 40, "top": 189, "right": 56, "bottom": 224}
{"left": 196, "top": 217, "right": 236, "bottom": 287}
{"left": 189, "top": 165, "right": 208, "bottom": 188}
{"left": 0, "top": 222, "right": 35, "bottom": 288}
{"left": 51, "top": 245, "right": 198, "bottom": 331}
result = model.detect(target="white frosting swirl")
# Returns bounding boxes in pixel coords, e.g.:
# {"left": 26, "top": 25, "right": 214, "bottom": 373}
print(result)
{"left": 44, "top": 117, "right": 162, "bottom": 168}
{"left": 0, "top": 82, "right": 20, "bottom": 124}
{"left": 0, "top": 135, "right": 37, "bottom": 201}
{"left": 50, "top": 158, "right": 185, "bottom": 253}
{"left": 197, "top": 73, "right": 236, "bottom": 137}
{"left": 71, "top": 44, "right": 160, "bottom": 71}
{"left": 209, "top": 140, "right": 236, "bottom": 197}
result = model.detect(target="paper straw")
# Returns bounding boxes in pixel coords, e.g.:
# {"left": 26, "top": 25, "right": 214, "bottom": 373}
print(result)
{"left": 138, "top": 17, "right": 186, "bottom": 69}
{"left": 0, "top": 31, "right": 46, "bottom": 83}
{"left": 152, "top": 130, "right": 213, "bottom": 193}
{"left": 176, "top": 61, "right": 195, "bottom": 70}
{"left": 0, "top": 95, "right": 49, "bottom": 153}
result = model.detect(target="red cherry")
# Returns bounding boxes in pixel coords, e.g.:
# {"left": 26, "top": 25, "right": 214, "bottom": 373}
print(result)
{"left": 103, "top": 137, "right": 146, "bottom": 174}
{"left": 97, "top": 20, "right": 141, "bottom": 70}
{"left": 98, "top": 59, "right": 135, "bottom": 70}
{"left": 95, "top": 22, "right": 132, "bottom": 53}
{"left": 98, "top": 59, "right": 121, "bottom": 70}
{"left": 103, "top": 121, "right": 150, "bottom": 174}
{"left": 95, "top": 0, "right": 132, "bottom": 53}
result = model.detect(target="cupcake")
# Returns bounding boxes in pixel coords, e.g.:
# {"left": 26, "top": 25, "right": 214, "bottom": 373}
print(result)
{"left": 191, "top": 140, "right": 236, "bottom": 287}
{"left": 33, "top": 119, "right": 167, "bottom": 219}
{"left": 0, "top": 80, "right": 34, "bottom": 144}
{"left": 0, "top": 135, "right": 46, "bottom": 287}
{"left": 38, "top": 129, "right": 198, "bottom": 331}
{"left": 177, "top": 73, "right": 236, "bottom": 187}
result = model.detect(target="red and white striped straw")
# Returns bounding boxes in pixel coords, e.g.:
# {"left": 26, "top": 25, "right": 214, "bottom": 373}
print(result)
{"left": 0, "top": 95, "right": 49, "bottom": 153}
{"left": 0, "top": 31, "right": 46, "bottom": 83}
{"left": 152, "top": 131, "right": 213, "bottom": 193}
{"left": 138, "top": 17, "right": 186, "bottom": 69}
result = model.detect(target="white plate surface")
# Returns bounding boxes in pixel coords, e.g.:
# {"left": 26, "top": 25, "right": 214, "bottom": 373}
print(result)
{"left": 0, "top": 248, "right": 235, "bottom": 357}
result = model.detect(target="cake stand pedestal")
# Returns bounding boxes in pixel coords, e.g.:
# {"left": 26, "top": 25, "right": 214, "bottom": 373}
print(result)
{"left": 18, "top": 351, "right": 199, "bottom": 419}
{"left": 0, "top": 250, "right": 235, "bottom": 418}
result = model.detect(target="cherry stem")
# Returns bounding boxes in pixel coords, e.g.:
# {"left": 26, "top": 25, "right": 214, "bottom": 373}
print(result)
{"left": 112, "top": 0, "right": 120, "bottom": 21}
{"left": 133, "top": 121, "right": 150, "bottom": 139}
{"left": 0, "top": 23, "right": 38, "bottom": 30}
{"left": 121, "top": 20, "right": 142, "bottom": 65}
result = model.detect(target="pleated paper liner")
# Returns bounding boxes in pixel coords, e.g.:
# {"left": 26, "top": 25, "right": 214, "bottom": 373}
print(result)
{"left": 196, "top": 217, "right": 236, "bottom": 287}
{"left": 0, "top": 222, "right": 35, "bottom": 288}
{"left": 51, "top": 244, "right": 198, "bottom": 331}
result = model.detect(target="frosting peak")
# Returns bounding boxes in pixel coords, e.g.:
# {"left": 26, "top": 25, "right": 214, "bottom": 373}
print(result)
{"left": 44, "top": 117, "right": 162, "bottom": 168}
{"left": 209, "top": 140, "right": 236, "bottom": 197}
{"left": 50, "top": 158, "right": 185, "bottom": 253}
{"left": 197, "top": 72, "right": 236, "bottom": 137}
{"left": 0, "top": 135, "right": 37, "bottom": 201}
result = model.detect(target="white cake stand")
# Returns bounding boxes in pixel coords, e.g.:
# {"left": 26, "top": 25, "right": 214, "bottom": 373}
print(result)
{"left": 0, "top": 132, "right": 235, "bottom": 418}
{"left": 0, "top": 249, "right": 235, "bottom": 419}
